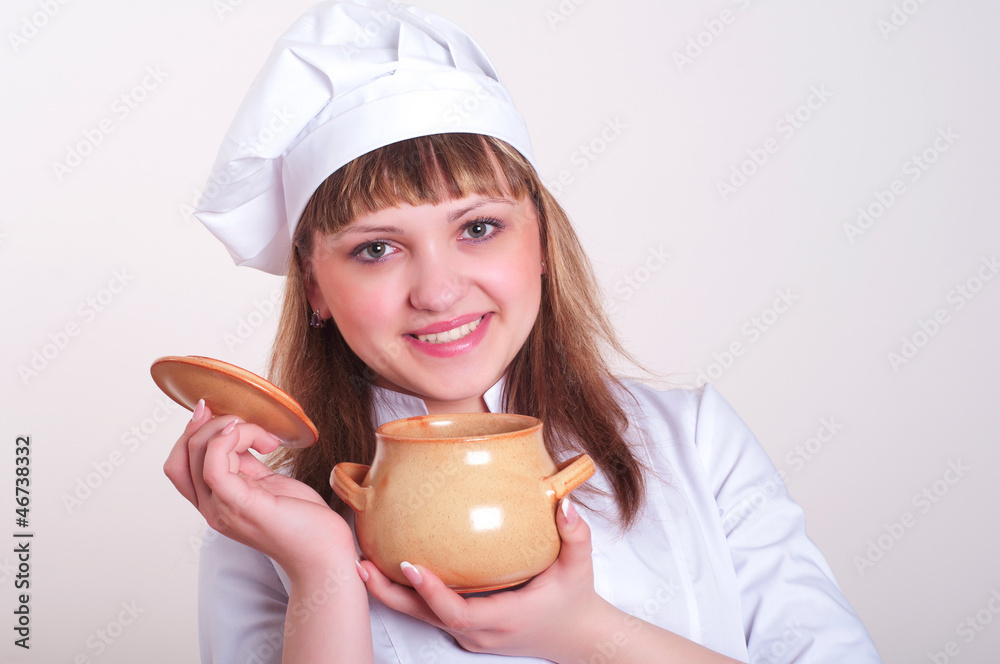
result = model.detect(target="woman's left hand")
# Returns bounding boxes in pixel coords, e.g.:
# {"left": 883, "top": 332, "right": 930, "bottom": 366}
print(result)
{"left": 358, "top": 498, "right": 611, "bottom": 662}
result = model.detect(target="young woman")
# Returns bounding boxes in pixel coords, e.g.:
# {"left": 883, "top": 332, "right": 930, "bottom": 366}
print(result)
{"left": 164, "top": 2, "right": 882, "bottom": 662}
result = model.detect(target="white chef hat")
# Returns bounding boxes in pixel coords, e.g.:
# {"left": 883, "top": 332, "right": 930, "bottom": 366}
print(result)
{"left": 195, "top": 0, "right": 536, "bottom": 275}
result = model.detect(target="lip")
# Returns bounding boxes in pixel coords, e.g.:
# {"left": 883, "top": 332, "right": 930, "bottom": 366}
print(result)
{"left": 407, "top": 312, "right": 488, "bottom": 336}
{"left": 404, "top": 313, "right": 491, "bottom": 359}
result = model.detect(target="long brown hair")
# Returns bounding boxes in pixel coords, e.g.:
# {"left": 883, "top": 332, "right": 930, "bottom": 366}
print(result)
{"left": 269, "top": 133, "right": 646, "bottom": 529}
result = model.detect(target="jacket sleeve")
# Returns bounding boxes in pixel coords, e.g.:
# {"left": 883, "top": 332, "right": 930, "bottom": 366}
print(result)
{"left": 693, "top": 385, "right": 882, "bottom": 663}
{"left": 198, "top": 527, "right": 288, "bottom": 664}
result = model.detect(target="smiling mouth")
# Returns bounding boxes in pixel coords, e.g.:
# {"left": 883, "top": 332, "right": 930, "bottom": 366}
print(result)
{"left": 411, "top": 316, "right": 485, "bottom": 344}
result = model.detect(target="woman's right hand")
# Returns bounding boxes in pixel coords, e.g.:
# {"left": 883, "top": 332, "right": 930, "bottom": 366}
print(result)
{"left": 166, "top": 401, "right": 376, "bottom": 663}
{"left": 163, "top": 400, "right": 355, "bottom": 577}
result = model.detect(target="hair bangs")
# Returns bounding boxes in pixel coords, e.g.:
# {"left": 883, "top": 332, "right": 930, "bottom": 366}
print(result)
{"left": 298, "top": 134, "right": 537, "bottom": 242}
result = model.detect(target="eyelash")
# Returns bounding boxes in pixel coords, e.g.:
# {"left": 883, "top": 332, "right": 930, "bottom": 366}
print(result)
{"left": 350, "top": 217, "right": 506, "bottom": 264}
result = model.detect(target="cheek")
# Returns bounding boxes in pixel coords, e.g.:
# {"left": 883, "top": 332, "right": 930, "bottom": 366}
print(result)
{"left": 479, "top": 252, "right": 543, "bottom": 316}
{"left": 327, "top": 277, "right": 398, "bottom": 342}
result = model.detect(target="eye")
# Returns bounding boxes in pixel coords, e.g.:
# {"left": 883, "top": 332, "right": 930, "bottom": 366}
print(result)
{"left": 352, "top": 240, "right": 397, "bottom": 263}
{"left": 461, "top": 218, "right": 504, "bottom": 241}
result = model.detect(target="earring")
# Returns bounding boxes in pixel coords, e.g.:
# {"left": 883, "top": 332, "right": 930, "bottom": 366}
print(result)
{"left": 309, "top": 309, "right": 327, "bottom": 328}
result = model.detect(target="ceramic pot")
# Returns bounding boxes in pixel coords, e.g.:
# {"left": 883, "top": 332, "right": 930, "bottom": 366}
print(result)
{"left": 331, "top": 413, "right": 595, "bottom": 593}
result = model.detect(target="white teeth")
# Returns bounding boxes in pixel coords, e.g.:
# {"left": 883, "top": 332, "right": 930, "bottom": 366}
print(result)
{"left": 416, "top": 316, "right": 482, "bottom": 344}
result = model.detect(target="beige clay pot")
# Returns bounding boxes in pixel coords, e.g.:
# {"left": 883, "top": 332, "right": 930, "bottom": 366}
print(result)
{"left": 331, "top": 413, "right": 595, "bottom": 593}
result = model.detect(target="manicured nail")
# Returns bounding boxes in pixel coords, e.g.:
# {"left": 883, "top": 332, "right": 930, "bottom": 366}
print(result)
{"left": 400, "top": 561, "right": 423, "bottom": 586}
{"left": 192, "top": 399, "right": 205, "bottom": 421}
{"left": 221, "top": 420, "right": 237, "bottom": 436}
{"left": 561, "top": 498, "right": 578, "bottom": 526}
{"left": 355, "top": 560, "right": 369, "bottom": 582}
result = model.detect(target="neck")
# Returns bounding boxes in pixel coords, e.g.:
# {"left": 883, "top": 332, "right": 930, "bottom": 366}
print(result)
{"left": 423, "top": 394, "right": 489, "bottom": 415}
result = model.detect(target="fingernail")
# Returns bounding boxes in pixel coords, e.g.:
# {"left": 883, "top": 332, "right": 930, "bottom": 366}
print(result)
{"left": 400, "top": 561, "right": 423, "bottom": 586}
{"left": 560, "top": 498, "right": 578, "bottom": 526}
{"left": 221, "top": 420, "right": 237, "bottom": 436}
{"left": 268, "top": 432, "right": 284, "bottom": 445}
{"left": 355, "top": 560, "right": 369, "bottom": 583}
{"left": 192, "top": 399, "right": 205, "bottom": 421}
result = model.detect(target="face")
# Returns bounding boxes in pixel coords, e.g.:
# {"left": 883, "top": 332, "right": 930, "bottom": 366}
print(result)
{"left": 306, "top": 194, "right": 544, "bottom": 413}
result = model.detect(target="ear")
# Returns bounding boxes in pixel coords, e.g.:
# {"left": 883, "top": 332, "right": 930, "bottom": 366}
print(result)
{"left": 303, "top": 270, "right": 330, "bottom": 318}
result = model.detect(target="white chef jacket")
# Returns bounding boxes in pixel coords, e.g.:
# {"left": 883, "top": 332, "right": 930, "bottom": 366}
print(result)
{"left": 197, "top": 380, "right": 882, "bottom": 663}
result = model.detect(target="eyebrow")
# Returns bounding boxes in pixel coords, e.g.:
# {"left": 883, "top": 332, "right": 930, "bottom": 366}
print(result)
{"left": 331, "top": 197, "right": 515, "bottom": 239}
{"left": 447, "top": 197, "right": 513, "bottom": 223}
{"left": 332, "top": 224, "right": 405, "bottom": 239}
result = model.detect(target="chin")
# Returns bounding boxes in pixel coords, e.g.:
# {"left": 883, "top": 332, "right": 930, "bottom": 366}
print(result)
{"left": 401, "top": 376, "right": 497, "bottom": 409}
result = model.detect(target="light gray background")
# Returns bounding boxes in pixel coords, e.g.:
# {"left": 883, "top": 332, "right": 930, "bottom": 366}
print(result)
{"left": 2, "top": 1, "right": 998, "bottom": 662}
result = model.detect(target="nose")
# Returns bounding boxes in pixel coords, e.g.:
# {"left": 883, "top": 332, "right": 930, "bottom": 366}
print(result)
{"left": 407, "top": 254, "right": 470, "bottom": 312}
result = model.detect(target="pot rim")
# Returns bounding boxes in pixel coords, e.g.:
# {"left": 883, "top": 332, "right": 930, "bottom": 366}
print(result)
{"left": 375, "top": 413, "right": 543, "bottom": 443}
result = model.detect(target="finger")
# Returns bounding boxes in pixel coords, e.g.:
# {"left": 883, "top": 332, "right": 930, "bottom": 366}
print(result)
{"left": 396, "top": 562, "right": 478, "bottom": 632}
{"left": 229, "top": 423, "right": 284, "bottom": 480}
{"left": 163, "top": 399, "right": 213, "bottom": 506}
{"left": 553, "top": 498, "right": 593, "bottom": 571}
{"left": 187, "top": 413, "right": 243, "bottom": 509}
{"left": 201, "top": 421, "right": 283, "bottom": 516}
{"left": 359, "top": 560, "right": 445, "bottom": 629}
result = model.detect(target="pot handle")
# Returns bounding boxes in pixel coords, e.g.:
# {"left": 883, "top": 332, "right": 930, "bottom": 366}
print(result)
{"left": 330, "top": 462, "right": 372, "bottom": 513}
{"left": 544, "top": 454, "right": 595, "bottom": 502}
